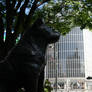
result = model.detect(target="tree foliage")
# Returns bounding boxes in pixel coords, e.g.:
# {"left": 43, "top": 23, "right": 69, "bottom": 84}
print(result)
{"left": 0, "top": 0, "right": 92, "bottom": 59}
{"left": 38, "top": 0, "right": 92, "bottom": 35}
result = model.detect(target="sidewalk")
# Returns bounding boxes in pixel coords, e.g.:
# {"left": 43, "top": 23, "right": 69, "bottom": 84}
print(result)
{"left": 52, "top": 89, "right": 92, "bottom": 92}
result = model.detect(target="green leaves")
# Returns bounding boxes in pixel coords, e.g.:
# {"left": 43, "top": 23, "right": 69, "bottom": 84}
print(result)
{"left": 35, "top": 0, "right": 73, "bottom": 35}
{"left": 35, "top": 0, "right": 92, "bottom": 35}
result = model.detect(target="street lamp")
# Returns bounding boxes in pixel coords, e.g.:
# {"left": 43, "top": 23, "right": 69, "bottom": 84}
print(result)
{"left": 54, "top": 42, "right": 59, "bottom": 92}
{"left": 54, "top": 43, "right": 57, "bottom": 92}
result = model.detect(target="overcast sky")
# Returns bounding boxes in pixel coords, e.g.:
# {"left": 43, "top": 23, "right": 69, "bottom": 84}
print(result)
{"left": 83, "top": 29, "right": 92, "bottom": 77}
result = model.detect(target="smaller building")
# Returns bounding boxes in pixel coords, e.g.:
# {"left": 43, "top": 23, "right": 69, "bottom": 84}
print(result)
{"left": 48, "top": 78, "right": 85, "bottom": 92}
{"left": 86, "top": 79, "right": 92, "bottom": 90}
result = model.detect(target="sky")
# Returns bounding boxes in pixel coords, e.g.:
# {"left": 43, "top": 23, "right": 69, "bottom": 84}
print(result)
{"left": 83, "top": 29, "right": 92, "bottom": 77}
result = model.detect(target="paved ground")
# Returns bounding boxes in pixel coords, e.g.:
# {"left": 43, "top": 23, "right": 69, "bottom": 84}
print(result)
{"left": 52, "top": 90, "right": 92, "bottom": 92}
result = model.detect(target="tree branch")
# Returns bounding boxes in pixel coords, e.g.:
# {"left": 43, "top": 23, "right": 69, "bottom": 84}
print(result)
{"left": 19, "top": 0, "right": 29, "bottom": 14}
{"left": 24, "top": 0, "right": 38, "bottom": 29}
{"left": 15, "top": 0, "right": 22, "bottom": 11}
{"left": 11, "top": 0, "right": 16, "bottom": 9}
{"left": 0, "top": 13, "right": 5, "bottom": 58}
{"left": 5, "top": 0, "right": 16, "bottom": 51}
{"left": 6, "top": 0, "right": 12, "bottom": 35}
{"left": 0, "top": 12, "right": 4, "bottom": 45}
{"left": 37, "top": 0, "right": 50, "bottom": 7}
{"left": 13, "top": 0, "right": 29, "bottom": 41}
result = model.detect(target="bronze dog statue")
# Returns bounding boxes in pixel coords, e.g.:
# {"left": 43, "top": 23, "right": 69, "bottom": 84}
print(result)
{"left": 0, "top": 18, "right": 60, "bottom": 92}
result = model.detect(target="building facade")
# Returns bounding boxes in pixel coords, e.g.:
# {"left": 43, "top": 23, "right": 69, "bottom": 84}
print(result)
{"left": 45, "top": 27, "right": 85, "bottom": 91}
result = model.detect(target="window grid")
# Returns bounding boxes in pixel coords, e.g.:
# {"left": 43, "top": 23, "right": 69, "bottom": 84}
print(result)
{"left": 45, "top": 27, "right": 85, "bottom": 78}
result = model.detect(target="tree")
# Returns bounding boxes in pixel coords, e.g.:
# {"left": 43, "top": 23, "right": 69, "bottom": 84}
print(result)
{"left": 1, "top": 0, "right": 92, "bottom": 60}
{"left": 0, "top": 0, "right": 50, "bottom": 60}
{"left": 39, "top": 0, "right": 92, "bottom": 34}
{"left": 44, "top": 79, "right": 53, "bottom": 92}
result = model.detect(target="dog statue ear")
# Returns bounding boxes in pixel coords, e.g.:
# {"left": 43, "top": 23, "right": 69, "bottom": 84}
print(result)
{"left": 33, "top": 18, "right": 44, "bottom": 27}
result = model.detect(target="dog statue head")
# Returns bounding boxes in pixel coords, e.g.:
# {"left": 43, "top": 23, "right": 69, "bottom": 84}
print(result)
{"left": 23, "top": 18, "right": 60, "bottom": 44}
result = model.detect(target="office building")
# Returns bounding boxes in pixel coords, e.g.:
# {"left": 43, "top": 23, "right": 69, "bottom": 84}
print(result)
{"left": 45, "top": 27, "right": 85, "bottom": 78}
{"left": 45, "top": 27, "right": 85, "bottom": 90}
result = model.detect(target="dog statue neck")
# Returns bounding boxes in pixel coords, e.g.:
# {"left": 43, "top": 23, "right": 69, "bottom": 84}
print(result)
{"left": 29, "top": 35, "right": 48, "bottom": 54}
{"left": 19, "top": 34, "right": 48, "bottom": 54}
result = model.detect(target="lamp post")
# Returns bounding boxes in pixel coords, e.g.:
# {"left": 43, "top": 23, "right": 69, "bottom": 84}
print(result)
{"left": 53, "top": 43, "right": 58, "bottom": 92}
{"left": 54, "top": 42, "right": 59, "bottom": 92}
